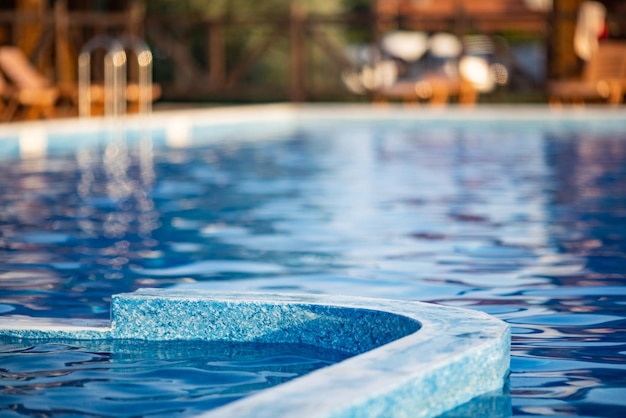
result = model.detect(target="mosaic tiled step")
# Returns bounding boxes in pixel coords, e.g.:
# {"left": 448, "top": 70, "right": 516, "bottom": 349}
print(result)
{"left": 0, "top": 289, "right": 510, "bottom": 418}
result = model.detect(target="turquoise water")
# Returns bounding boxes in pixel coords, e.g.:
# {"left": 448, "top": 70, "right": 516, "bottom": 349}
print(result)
{"left": 0, "top": 117, "right": 625, "bottom": 416}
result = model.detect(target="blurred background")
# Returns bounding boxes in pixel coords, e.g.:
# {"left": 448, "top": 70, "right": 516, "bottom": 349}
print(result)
{"left": 0, "top": 0, "right": 625, "bottom": 113}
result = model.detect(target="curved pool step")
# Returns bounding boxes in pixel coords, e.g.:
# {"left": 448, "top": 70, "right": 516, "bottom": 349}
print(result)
{"left": 0, "top": 289, "right": 510, "bottom": 418}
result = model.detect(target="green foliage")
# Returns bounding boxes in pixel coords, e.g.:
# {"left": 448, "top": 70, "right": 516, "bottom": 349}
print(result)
{"left": 341, "top": 0, "right": 371, "bottom": 14}
{"left": 144, "top": 0, "right": 368, "bottom": 101}
{"left": 145, "top": 0, "right": 346, "bottom": 17}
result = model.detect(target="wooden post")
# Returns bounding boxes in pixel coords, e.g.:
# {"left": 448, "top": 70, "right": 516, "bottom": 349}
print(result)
{"left": 54, "top": 0, "right": 76, "bottom": 88}
{"left": 550, "top": 0, "right": 585, "bottom": 79}
{"left": 15, "top": 0, "right": 46, "bottom": 58}
{"left": 128, "top": 2, "right": 145, "bottom": 38}
{"left": 208, "top": 20, "right": 226, "bottom": 89}
{"left": 127, "top": 3, "right": 147, "bottom": 83}
{"left": 290, "top": 2, "right": 307, "bottom": 102}
{"left": 454, "top": 0, "right": 470, "bottom": 40}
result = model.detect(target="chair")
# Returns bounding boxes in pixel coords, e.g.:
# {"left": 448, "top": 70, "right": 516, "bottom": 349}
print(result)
{"left": 549, "top": 41, "right": 626, "bottom": 105}
{"left": 0, "top": 46, "right": 58, "bottom": 121}
{"left": 373, "top": 32, "right": 480, "bottom": 106}
{"left": 0, "top": 72, "right": 9, "bottom": 118}
{"left": 374, "top": 76, "right": 477, "bottom": 106}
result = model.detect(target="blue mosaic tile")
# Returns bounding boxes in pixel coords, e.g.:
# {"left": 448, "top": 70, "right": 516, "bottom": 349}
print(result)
{"left": 0, "top": 289, "right": 510, "bottom": 417}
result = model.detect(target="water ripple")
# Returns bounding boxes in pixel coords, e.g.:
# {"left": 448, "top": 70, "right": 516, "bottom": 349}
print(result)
{"left": 1, "top": 124, "right": 626, "bottom": 416}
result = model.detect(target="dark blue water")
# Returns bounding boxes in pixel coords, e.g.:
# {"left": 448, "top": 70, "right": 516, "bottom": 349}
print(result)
{"left": 0, "top": 121, "right": 625, "bottom": 416}
{"left": 0, "top": 339, "right": 349, "bottom": 417}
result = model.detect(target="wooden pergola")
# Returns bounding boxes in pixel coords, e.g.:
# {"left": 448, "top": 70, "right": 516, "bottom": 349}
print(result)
{"left": 0, "top": 0, "right": 623, "bottom": 105}
{"left": 373, "top": 0, "right": 600, "bottom": 80}
{"left": 374, "top": 0, "right": 549, "bottom": 33}
{"left": 2, "top": 1, "right": 142, "bottom": 85}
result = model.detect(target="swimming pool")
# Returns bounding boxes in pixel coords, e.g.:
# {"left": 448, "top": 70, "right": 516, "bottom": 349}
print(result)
{"left": 0, "top": 105, "right": 625, "bottom": 416}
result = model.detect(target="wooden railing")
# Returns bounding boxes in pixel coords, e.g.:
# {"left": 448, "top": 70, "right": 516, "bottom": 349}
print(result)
{"left": 141, "top": 7, "right": 551, "bottom": 102}
{"left": 0, "top": 5, "right": 567, "bottom": 104}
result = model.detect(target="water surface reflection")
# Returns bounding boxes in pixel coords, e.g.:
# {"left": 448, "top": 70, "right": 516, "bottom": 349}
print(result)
{"left": 0, "top": 123, "right": 625, "bottom": 416}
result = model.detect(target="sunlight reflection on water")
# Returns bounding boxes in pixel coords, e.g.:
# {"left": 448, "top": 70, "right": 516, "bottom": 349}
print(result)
{"left": 0, "top": 121, "right": 625, "bottom": 416}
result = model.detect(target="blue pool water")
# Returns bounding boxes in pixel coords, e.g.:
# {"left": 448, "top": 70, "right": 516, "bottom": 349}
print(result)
{"left": 0, "top": 339, "right": 350, "bottom": 417}
{"left": 1, "top": 111, "right": 626, "bottom": 416}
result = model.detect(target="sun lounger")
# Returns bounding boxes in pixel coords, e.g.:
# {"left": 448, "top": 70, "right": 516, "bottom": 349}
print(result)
{"left": 375, "top": 76, "right": 477, "bottom": 106}
{"left": 0, "top": 46, "right": 59, "bottom": 121}
{"left": 549, "top": 41, "right": 626, "bottom": 105}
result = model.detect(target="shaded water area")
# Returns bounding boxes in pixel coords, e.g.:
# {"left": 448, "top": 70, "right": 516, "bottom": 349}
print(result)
{"left": 0, "top": 116, "right": 625, "bottom": 416}
{"left": 0, "top": 339, "right": 349, "bottom": 416}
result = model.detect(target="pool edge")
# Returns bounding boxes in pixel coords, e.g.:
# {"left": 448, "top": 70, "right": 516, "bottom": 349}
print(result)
{"left": 0, "top": 290, "right": 510, "bottom": 418}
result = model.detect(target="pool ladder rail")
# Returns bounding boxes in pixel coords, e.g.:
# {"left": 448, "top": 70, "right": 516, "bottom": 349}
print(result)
{"left": 78, "top": 35, "right": 159, "bottom": 118}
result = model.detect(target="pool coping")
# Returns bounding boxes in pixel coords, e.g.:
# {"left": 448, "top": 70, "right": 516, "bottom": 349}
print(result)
{"left": 0, "top": 104, "right": 625, "bottom": 161}
{"left": 1, "top": 103, "right": 626, "bottom": 141}
{"left": 0, "top": 289, "right": 510, "bottom": 418}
